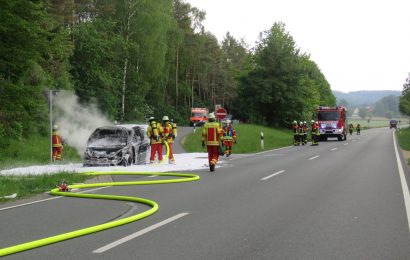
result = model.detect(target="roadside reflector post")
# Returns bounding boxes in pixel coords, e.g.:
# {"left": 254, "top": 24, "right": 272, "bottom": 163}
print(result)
{"left": 261, "top": 131, "right": 264, "bottom": 150}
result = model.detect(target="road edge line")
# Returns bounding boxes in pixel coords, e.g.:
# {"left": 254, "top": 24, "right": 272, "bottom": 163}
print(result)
{"left": 393, "top": 130, "right": 410, "bottom": 232}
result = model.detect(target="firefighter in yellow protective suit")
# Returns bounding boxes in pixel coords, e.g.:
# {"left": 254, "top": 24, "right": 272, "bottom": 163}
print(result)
{"left": 310, "top": 120, "right": 320, "bottom": 146}
{"left": 298, "top": 121, "right": 305, "bottom": 145}
{"left": 292, "top": 121, "right": 299, "bottom": 145}
{"left": 349, "top": 123, "right": 354, "bottom": 135}
{"left": 202, "top": 113, "right": 223, "bottom": 172}
{"left": 147, "top": 117, "right": 164, "bottom": 164}
{"left": 162, "top": 116, "right": 177, "bottom": 164}
{"left": 222, "top": 120, "right": 237, "bottom": 157}
{"left": 52, "top": 125, "right": 63, "bottom": 161}
{"left": 356, "top": 123, "right": 361, "bottom": 135}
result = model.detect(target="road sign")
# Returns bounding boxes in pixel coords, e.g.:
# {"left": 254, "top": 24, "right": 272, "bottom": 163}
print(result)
{"left": 215, "top": 108, "right": 227, "bottom": 120}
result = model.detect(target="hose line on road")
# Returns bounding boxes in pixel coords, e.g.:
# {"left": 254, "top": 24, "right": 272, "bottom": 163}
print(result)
{"left": 0, "top": 143, "right": 200, "bottom": 257}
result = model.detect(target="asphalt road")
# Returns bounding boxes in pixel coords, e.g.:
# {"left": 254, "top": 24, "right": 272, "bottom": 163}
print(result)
{"left": 1, "top": 127, "right": 410, "bottom": 259}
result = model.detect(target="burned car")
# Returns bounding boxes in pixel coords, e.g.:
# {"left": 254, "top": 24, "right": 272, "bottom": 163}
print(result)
{"left": 83, "top": 124, "right": 150, "bottom": 166}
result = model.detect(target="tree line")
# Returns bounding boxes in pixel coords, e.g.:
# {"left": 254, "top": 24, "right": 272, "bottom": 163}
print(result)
{"left": 399, "top": 74, "right": 410, "bottom": 118}
{"left": 0, "top": 0, "right": 335, "bottom": 147}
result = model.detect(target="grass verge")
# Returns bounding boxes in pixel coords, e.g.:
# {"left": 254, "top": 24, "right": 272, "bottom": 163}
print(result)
{"left": 0, "top": 172, "right": 91, "bottom": 203}
{"left": 182, "top": 123, "right": 293, "bottom": 153}
{"left": 0, "top": 134, "right": 81, "bottom": 170}
{"left": 397, "top": 127, "right": 410, "bottom": 151}
{"left": 396, "top": 127, "right": 410, "bottom": 166}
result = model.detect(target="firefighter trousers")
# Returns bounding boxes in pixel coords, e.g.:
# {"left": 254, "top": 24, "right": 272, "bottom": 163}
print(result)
{"left": 150, "top": 143, "right": 163, "bottom": 163}
{"left": 207, "top": 146, "right": 219, "bottom": 166}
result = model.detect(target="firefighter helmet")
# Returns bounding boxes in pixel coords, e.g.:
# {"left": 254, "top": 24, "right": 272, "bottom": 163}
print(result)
{"left": 226, "top": 119, "right": 231, "bottom": 124}
{"left": 299, "top": 121, "right": 303, "bottom": 125}
{"left": 53, "top": 125, "right": 58, "bottom": 130}
{"left": 293, "top": 120, "right": 297, "bottom": 124}
{"left": 162, "top": 116, "right": 169, "bottom": 121}
{"left": 315, "top": 121, "right": 319, "bottom": 124}
{"left": 311, "top": 120, "right": 315, "bottom": 123}
{"left": 209, "top": 112, "right": 215, "bottom": 119}
{"left": 148, "top": 117, "right": 155, "bottom": 122}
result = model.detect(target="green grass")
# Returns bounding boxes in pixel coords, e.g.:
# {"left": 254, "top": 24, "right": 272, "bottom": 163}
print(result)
{"left": 0, "top": 172, "right": 91, "bottom": 203}
{"left": 182, "top": 123, "right": 293, "bottom": 153}
{"left": 397, "top": 127, "right": 410, "bottom": 151}
{"left": 0, "top": 135, "right": 81, "bottom": 170}
{"left": 348, "top": 117, "right": 403, "bottom": 129}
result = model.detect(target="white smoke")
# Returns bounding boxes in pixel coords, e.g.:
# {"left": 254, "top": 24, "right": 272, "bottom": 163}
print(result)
{"left": 54, "top": 91, "right": 112, "bottom": 157}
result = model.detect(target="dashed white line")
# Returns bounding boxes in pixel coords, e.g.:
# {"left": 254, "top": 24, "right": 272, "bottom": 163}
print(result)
{"left": 261, "top": 170, "right": 286, "bottom": 181}
{"left": 331, "top": 148, "right": 337, "bottom": 151}
{"left": 392, "top": 131, "right": 410, "bottom": 232}
{"left": 344, "top": 143, "right": 349, "bottom": 146}
{"left": 308, "top": 155, "right": 320, "bottom": 160}
{"left": 93, "top": 212, "right": 190, "bottom": 253}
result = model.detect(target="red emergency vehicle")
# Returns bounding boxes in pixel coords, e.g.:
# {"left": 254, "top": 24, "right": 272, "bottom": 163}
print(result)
{"left": 316, "top": 106, "right": 347, "bottom": 141}
{"left": 190, "top": 108, "right": 209, "bottom": 126}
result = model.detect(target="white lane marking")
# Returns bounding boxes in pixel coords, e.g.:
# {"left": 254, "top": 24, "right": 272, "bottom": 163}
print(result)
{"left": 308, "top": 155, "right": 320, "bottom": 160}
{"left": 254, "top": 146, "right": 290, "bottom": 155}
{"left": 393, "top": 131, "right": 410, "bottom": 232}
{"left": 331, "top": 148, "right": 337, "bottom": 151}
{"left": 261, "top": 170, "right": 286, "bottom": 181}
{"left": 0, "top": 187, "right": 107, "bottom": 212}
{"left": 344, "top": 143, "right": 349, "bottom": 146}
{"left": 230, "top": 146, "right": 291, "bottom": 161}
{"left": 93, "top": 212, "right": 190, "bottom": 253}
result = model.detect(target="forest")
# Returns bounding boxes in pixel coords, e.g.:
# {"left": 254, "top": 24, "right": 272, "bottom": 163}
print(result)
{"left": 0, "top": 0, "right": 336, "bottom": 147}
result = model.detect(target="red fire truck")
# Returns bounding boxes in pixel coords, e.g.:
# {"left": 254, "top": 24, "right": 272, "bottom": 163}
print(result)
{"left": 189, "top": 108, "right": 209, "bottom": 126}
{"left": 316, "top": 106, "right": 347, "bottom": 141}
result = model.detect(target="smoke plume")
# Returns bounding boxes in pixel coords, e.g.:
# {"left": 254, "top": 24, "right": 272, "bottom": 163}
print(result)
{"left": 54, "top": 91, "right": 111, "bottom": 157}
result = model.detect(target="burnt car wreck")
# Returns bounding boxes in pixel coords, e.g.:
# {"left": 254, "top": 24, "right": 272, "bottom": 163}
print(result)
{"left": 83, "top": 124, "right": 150, "bottom": 166}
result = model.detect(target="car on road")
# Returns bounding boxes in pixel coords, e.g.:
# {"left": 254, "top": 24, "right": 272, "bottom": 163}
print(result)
{"left": 83, "top": 124, "right": 150, "bottom": 166}
{"left": 389, "top": 119, "right": 398, "bottom": 129}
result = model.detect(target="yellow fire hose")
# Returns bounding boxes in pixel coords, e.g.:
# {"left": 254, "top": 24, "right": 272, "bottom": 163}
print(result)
{"left": 0, "top": 142, "right": 199, "bottom": 257}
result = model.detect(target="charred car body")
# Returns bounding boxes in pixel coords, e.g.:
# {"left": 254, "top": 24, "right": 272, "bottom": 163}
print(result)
{"left": 83, "top": 124, "right": 150, "bottom": 166}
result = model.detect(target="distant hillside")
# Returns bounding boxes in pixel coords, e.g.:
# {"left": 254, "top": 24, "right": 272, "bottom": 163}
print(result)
{"left": 333, "top": 90, "right": 401, "bottom": 106}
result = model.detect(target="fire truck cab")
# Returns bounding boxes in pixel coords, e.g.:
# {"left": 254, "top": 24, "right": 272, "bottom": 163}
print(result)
{"left": 190, "top": 108, "right": 209, "bottom": 126}
{"left": 316, "top": 106, "right": 347, "bottom": 141}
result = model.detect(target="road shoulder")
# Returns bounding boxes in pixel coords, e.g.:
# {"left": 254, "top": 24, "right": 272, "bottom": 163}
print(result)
{"left": 401, "top": 149, "right": 410, "bottom": 170}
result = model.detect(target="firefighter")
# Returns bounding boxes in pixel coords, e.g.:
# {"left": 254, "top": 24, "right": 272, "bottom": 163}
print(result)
{"left": 292, "top": 121, "right": 299, "bottom": 145}
{"left": 147, "top": 117, "right": 164, "bottom": 164}
{"left": 222, "top": 120, "right": 237, "bottom": 157}
{"left": 349, "top": 123, "right": 354, "bottom": 135}
{"left": 202, "top": 112, "right": 223, "bottom": 172}
{"left": 302, "top": 121, "right": 308, "bottom": 145}
{"left": 162, "top": 116, "right": 176, "bottom": 164}
{"left": 356, "top": 123, "right": 361, "bottom": 135}
{"left": 298, "top": 121, "right": 305, "bottom": 145}
{"left": 52, "top": 125, "right": 63, "bottom": 161}
{"left": 311, "top": 120, "right": 320, "bottom": 145}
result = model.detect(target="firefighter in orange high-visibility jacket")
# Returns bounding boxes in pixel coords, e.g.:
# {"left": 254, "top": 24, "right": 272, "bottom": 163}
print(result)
{"left": 222, "top": 120, "right": 237, "bottom": 157}
{"left": 147, "top": 117, "right": 164, "bottom": 164}
{"left": 202, "top": 112, "right": 223, "bottom": 172}
{"left": 52, "top": 125, "right": 63, "bottom": 161}
{"left": 162, "top": 116, "right": 177, "bottom": 164}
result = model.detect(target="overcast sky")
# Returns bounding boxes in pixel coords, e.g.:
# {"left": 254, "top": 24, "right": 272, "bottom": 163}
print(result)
{"left": 187, "top": 0, "right": 410, "bottom": 93}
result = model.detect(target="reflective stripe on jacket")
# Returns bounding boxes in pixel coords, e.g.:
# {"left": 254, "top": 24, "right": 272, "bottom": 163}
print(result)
{"left": 202, "top": 122, "right": 222, "bottom": 146}
{"left": 52, "top": 131, "right": 62, "bottom": 148}
{"left": 223, "top": 126, "right": 236, "bottom": 141}
{"left": 164, "top": 122, "right": 175, "bottom": 143}
{"left": 147, "top": 121, "right": 164, "bottom": 144}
